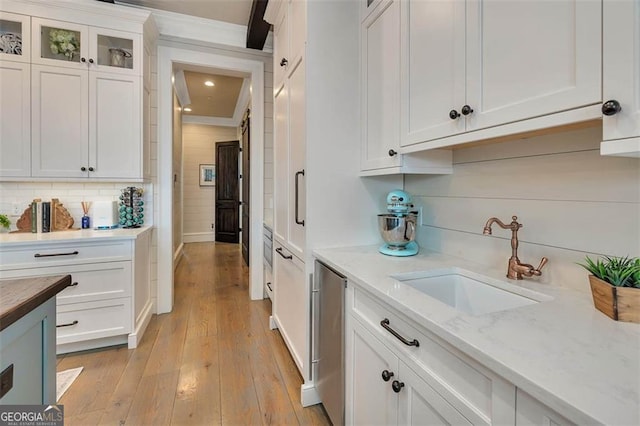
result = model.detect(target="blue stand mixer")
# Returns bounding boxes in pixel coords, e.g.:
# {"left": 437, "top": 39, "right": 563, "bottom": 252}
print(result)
{"left": 378, "top": 190, "right": 419, "bottom": 257}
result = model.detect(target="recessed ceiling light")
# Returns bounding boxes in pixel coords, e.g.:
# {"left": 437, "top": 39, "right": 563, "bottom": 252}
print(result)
{"left": 205, "top": 80, "right": 215, "bottom": 87}
{"left": 183, "top": 107, "right": 192, "bottom": 112}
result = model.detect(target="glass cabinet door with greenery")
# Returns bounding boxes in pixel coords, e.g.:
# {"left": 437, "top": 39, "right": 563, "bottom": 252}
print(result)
{"left": 0, "top": 11, "right": 30, "bottom": 63}
{"left": 31, "top": 18, "right": 140, "bottom": 76}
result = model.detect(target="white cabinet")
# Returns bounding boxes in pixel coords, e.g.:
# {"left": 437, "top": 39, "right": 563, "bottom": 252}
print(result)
{"left": 360, "top": 0, "right": 452, "bottom": 176}
{"left": 0, "top": 60, "right": 30, "bottom": 177}
{"left": 0, "top": 231, "right": 153, "bottom": 353}
{"left": 0, "top": 8, "right": 152, "bottom": 180}
{"left": 401, "top": 0, "right": 601, "bottom": 150}
{"left": 346, "top": 284, "right": 516, "bottom": 425}
{"left": 273, "top": 0, "right": 305, "bottom": 89}
{"left": 272, "top": 240, "right": 306, "bottom": 373}
{"left": 515, "top": 389, "right": 574, "bottom": 426}
{"left": 0, "top": 11, "right": 30, "bottom": 63}
{"left": 600, "top": 0, "right": 640, "bottom": 157}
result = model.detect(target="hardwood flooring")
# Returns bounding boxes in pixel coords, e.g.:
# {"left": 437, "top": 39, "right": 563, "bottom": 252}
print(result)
{"left": 56, "top": 242, "right": 330, "bottom": 426}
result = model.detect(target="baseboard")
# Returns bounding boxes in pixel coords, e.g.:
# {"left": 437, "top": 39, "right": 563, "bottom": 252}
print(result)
{"left": 173, "top": 243, "right": 184, "bottom": 270}
{"left": 56, "top": 335, "right": 127, "bottom": 355}
{"left": 128, "top": 301, "right": 154, "bottom": 349}
{"left": 301, "top": 382, "right": 321, "bottom": 407}
{"left": 183, "top": 232, "right": 215, "bottom": 243}
{"left": 269, "top": 315, "right": 278, "bottom": 330}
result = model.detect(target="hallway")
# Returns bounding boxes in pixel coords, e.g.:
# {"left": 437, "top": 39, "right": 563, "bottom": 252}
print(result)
{"left": 56, "top": 242, "right": 330, "bottom": 425}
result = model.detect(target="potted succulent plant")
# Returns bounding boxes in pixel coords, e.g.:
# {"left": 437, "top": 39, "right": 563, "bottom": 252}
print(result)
{"left": 579, "top": 255, "right": 640, "bottom": 323}
{"left": 0, "top": 214, "right": 10, "bottom": 233}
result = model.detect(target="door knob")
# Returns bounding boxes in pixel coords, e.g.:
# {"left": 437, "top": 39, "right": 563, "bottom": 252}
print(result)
{"left": 381, "top": 370, "right": 394, "bottom": 382}
{"left": 449, "top": 110, "right": 460, "bottom": 120}
{"left": 392, "top": 380, "right": 405, "bottom": 393}
{"left": 602, "top": 100, "right": 621, "bottom": 116}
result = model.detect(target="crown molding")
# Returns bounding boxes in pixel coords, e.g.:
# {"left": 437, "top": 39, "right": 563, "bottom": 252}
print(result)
{"left": 182, "top": 115, "right": 238, "bottom": 127}
{"left": 173, "top": 70, "right": 191, "bottom": 107}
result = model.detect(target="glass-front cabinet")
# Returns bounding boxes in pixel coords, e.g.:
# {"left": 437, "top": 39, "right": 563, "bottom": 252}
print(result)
{"left": 0, "top": 11, "right": 30, "bottom": 63}
{"left": 31, "top": 18, "right": 140, "bottom": 75}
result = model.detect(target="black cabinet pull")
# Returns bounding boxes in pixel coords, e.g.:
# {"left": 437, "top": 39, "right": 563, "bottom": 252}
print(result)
{"left": 449, "top": 109, "right": 460, "bottom": 120}
{"left": 380, "top": 318, "right": 420, "bottom": 347}
{"left": 392, "top": 380, "right": 405, "bottom": 393}
{"left": 602, "top": 100, "right": 622, "bottom": 116}
{"left": 81, "top": 57, "right": 86, "bottom": 63}
{"left": 69, "top": 282, "right": 79, "bottom": 287}
{"left": 275, "top": 247, "right": 292, "bottom": 260}
{"left": 295, "top": 170, "right": 305, "bottom": 226}
{"left": 280, "top": 58, "right": 288, "bottom": 67}
{"left": 388, "top": 149, "right": 397, "bottom": 157}
{"left": 81, "top": 166, "right": 87, "bottom": 171}
{"left": 34, "top": 250, "right": 79, "bottom": 258}
{"left": 266, "top": 282, "right": 272, "bottom": 291}
{"left": 89, "top": 58, "right": 94, "bottom": 64}
{"left": 88, "top": 166, "right": 94, "bottom": 172}
{"left": 461, "top": 105, "right": 474, "bottom": 116}
{"left": 381, "top": 370, "right": 394, "bottom": 382}
{"left": 56, "top": 320, "right": 78, "bottom": 328}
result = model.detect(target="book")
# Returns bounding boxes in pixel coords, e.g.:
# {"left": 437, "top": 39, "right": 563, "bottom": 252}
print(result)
{"left": 31, "top": 201, "right": 37, "bottom": 233}
{"left": 42, "top": 201, "right": 50, "bottom": 232}
{"left": 36, "top": 201, "right": 43, "bottom": 234}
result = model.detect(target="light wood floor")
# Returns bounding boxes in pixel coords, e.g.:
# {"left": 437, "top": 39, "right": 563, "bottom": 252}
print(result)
{"left": 56, "top": 242, "right": 331, "bottom": 426}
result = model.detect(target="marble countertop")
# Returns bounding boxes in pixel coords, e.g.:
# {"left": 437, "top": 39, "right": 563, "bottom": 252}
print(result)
{"left": 313, "top": 245, "right": 640, "bottom": 426}
{"left": 0, "top": 226, "right": 152, "bottom": 247}
{"left": 0, "top": 275, "right": 71, "bottom": 331}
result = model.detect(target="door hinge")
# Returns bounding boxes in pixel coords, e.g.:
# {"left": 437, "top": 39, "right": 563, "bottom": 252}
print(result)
{"left": 239, "top": 174, "right": 242, "bottom": 179}
{"left": 239, "top": 147, "right": 243, "bottom": 152}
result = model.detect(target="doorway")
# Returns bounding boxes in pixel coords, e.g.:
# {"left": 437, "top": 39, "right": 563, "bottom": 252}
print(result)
{"left": 215, "top": 140, "right": 240, "bottom": 243}
{"left": 158, "top": 46, "right": 265, "bottom": 312}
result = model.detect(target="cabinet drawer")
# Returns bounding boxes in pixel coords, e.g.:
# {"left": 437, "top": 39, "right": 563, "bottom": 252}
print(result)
{"left": 56, "top": 298, "right": 131, "bottom": 345}
{"left": 0, "top": 240, "right": 132, "bottom": 270}
{"left": 0, "top": 261, "right": 131, "bottom": 304}
{"left": 352, "top": 286, "right": 513, "bottom": 425}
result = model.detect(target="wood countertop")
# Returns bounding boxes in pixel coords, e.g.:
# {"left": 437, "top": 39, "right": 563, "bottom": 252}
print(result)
{"left": 0, "top": 275, "right": 71, "bottom": 331}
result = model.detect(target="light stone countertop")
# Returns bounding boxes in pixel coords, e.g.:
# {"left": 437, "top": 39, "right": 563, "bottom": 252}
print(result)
{"left": 313, "top": 245, "right": 640, "bottom": 426}
{"left": 0, "top": 226, "right": 152, "bottom": 247}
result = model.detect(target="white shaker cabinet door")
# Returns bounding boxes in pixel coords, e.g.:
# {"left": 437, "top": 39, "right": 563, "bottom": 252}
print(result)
{"left": 465, "top": 0, "right": 601, "bottom": 132}
{"left": 288, "top": 56, "right": 305, "bottom": 260}
{"left": 31, "top": 64, "right": 89, "bottom": 178}
{"left": 601, "top": 0, "right": 640, "bottom": 155}
{"left": 273, "top": 83, "right": 289, "bottom": 244}
{"left": 346, "top": 319, "right": 398, "bottom": 426}
{"left": 400, "top": 0, "right": 466, "bottom": 146}
{"left": 0, "top": 60, "right": 30, "bottom": 177}
{"left": 361, "top": 0, "right": 402, "bottom": 171}
{"left": 89, "top": 71, "right": 141, "bottom": 179}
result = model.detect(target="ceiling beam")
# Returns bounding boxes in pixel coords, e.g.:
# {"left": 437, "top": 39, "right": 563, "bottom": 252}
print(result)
{"left": 246, "top": 0, "right": 270, "bottom": 50}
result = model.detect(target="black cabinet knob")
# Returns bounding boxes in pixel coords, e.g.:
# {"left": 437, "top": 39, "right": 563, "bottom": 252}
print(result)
{"left": 388, "top": 149, "right": 397, "bottom": 157}
{"left": 602, "top": 100, "right": 622, "bottom": 116}
{"left": 89, "top": 58, "right": 94, "bottom": 64}
{"left": 392, "top": 380, "right": 405, "bottom": 393}
{"left": 461, "top": 105, "right": 474, "bottom": 116}
{"left": 280, "top": 58, "right": 288, "bottom": 67}
{"left": 80, "top": 167, "right": 86, "bottom": 171}
{"left": 81, "top": 57, "right": 86, "bottom": 63}
{"left": 381, "top": 370, "right": 394, "bottom": 382}
{"left": 88, "top": 167, "right": 94, "bottom": 172}
{"left": 449, "top": 109, "right": 460, "bottom": 120}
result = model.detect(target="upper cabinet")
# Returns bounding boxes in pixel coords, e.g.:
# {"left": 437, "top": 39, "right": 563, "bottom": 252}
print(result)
{"left": 600, "top": 0, "right": 640, "bottom": 157}
{"left": 273, "top": 0, "right": 306, "bottom": 90}
{"left": 360, "top": 0, "right": 452, "bottom": 175}
{"left": 32, "top": 18, "right": 141, "bottom": 75}
{"left": 0, "top": 11, "right": 30, "bottom": 63}
{"left": 0, "top": 3, "right": 156, "bottom": 181}
{"left": 401, "top": 0, "right": 601, "bottom": 149}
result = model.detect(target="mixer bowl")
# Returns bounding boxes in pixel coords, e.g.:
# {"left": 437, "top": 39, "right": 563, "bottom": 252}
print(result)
{"left": 378, "top": 213, "right": 417, "bottom": 248}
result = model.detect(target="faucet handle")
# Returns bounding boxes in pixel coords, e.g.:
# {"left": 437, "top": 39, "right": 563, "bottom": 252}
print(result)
{"left": 531, "top": 257, "right": 548, "bottom": 276}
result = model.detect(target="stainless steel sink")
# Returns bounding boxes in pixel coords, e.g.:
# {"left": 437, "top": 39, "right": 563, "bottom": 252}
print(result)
{"left": 391, "top": 268, "right": 551, "bottom": 315}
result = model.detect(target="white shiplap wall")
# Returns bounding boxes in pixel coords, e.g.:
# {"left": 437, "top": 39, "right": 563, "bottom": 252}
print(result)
{"left": 405, "top": 126, "right": 640, "bottom": 292}
{"left": 182, "top": 123, "right": 238, "bottom": 242}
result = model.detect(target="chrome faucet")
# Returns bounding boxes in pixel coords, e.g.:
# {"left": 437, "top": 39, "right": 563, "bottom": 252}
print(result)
{"left": 482, "top": 215, "right": 548, "bottom": 280}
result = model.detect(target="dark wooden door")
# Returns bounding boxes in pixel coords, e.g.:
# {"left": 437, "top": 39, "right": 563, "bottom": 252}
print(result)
{"left": 241, "top": 110, "right": 251, "bottom": 265}
{"left": 215, "top": 140, "right": 240, "bottom": 243}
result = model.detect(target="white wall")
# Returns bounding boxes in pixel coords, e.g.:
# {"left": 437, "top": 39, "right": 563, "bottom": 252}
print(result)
{"left": 182, "top": 123, "right": 237, "bottom": 242}
{"left": 405, "top": 126, "right": 640, "bottom": 292}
